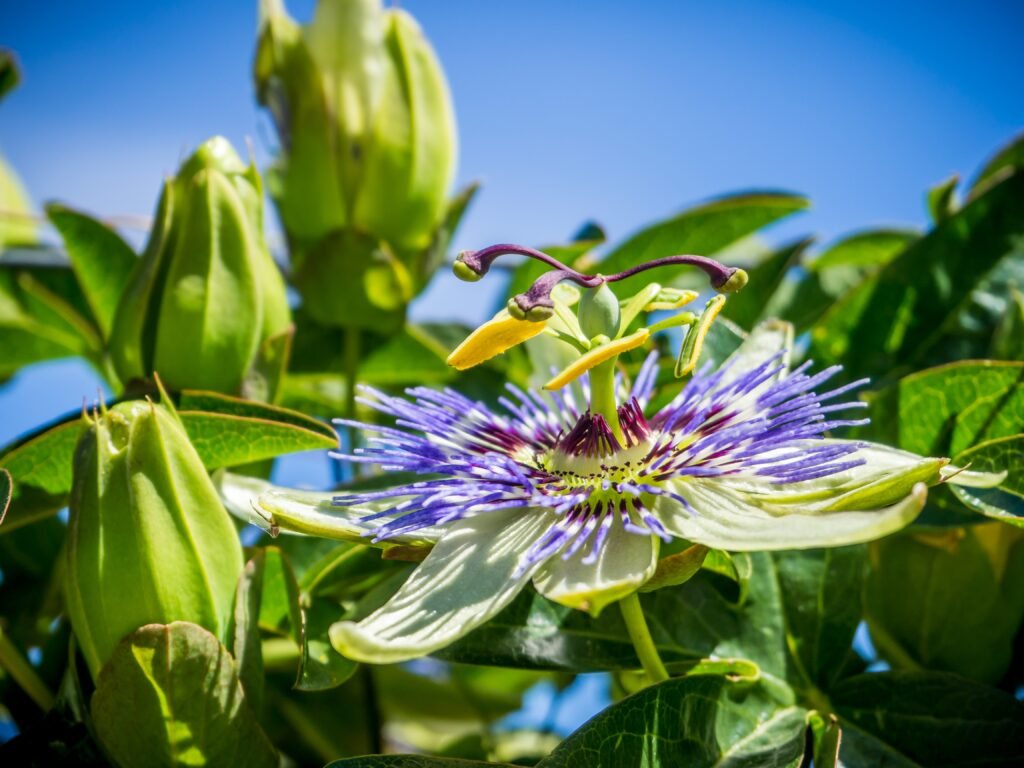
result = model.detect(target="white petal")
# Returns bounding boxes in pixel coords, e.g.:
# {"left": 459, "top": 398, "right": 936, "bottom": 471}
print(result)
{"left": 330, "top": 509, "right": 555, "bottom": 663}
{"left": 657, "top": 479, "right": 927, "bottom": 551}
{"left": 215, "top": 471, "right": 445, "bottom": 547}
{"left": 718, "top": 319, "right": 794, "bottom": 386}
{"left": 532, "top": 519, "right": 658, "bottom": 616}
{"left": 940, "top": 465, "right": 1007, "bottom": 488}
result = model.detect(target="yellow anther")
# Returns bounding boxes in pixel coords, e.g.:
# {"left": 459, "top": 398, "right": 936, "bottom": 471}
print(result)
{"left": 675, "top": 294, "right": 726, "bottom": 377}
{"left": 447, "top": 312, "right": 547, "bottom": 370}
{"left": 646, "top": 288, "right": 699, "bottom": 311}
{"left": 544, "top": 328, "right": 650, "bottom": 390}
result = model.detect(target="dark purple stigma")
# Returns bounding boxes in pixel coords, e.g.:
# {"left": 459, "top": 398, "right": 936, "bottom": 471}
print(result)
{"left": 558, "top": 399, "right": 652, "bottom": 458}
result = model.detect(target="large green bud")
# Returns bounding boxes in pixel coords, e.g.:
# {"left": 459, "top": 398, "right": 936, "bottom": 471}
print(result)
{"left": 255, "top": 0, "right": 457, "bottom": 288}
{"left": 65, "top": 400, "right": 245, "bottom": 680}
{"left": 109, "top": 137, "right": 291, "bottom": 394}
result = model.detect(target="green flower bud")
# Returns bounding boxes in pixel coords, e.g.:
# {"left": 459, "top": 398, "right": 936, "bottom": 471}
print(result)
{"left": 110, "top": 137, "right": 291, "bottom": 393}
{"left": 255, "top": 0, "right": 456, "bottom": 251}
{"left": 64, "top": 401, "right": 244, "bottom": 679}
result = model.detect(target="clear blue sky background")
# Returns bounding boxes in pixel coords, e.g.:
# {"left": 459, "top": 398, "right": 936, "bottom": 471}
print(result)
{"left": 1, "top": 0, "right": 1022, "bottom": 463}
{"left": 1, "top": 0, "right": 1021, "bottom": 736}
{"left": 0, "top": 2, "right": 1022, "bottom": 460}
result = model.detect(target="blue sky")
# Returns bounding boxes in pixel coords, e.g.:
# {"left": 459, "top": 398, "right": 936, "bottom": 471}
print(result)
{"left": 1, "top": 0, "right": 1022, "bottom": 445}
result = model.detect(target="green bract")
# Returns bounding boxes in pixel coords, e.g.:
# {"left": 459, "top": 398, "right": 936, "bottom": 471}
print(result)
{"left": 109, "top": 136, "right": 291, "bottom": 394}
{"left": 65, "top": 400, "right": 244, "bottom": 679}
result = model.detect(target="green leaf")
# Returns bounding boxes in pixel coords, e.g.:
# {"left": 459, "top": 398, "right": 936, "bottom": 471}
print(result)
{"left": 725, "top": 237, "right": 810, "bottom": 330}
{"left": 231, "top": 552, "right": 267, "bottom": 713}
{"left": 594, "top": 191, "right": 809, "bottom": 292}
{"left": 419, "top": 181, "right": 480, "bottom": 286}
{"left": 327, "top": 757, "right": 515, "bottom": 768}
{"left": 91, "top": 622, "right": 277, "bottom": 768}
{"left": 896, "top": 360, "right": 1024, "bottom": 456}
{"left": 809, "top": 712, "right": 842, "bottom": 768}
{"left": 770, "top": 229, "right": 918, "bottom": 332}
{"left": 0, "top": 50, "right": 19, "bottom": 102}
{"left": 0, "top": 418, "right": 80, "bottom": 532}
{"left": 927, "top": 175, "right": 959, "bottom": 224}
{"left": 241, "top": 324, "right": 294, "bottom": 404}
{"left": 45, "top": 204, "right": 138, "bottom": 339}
{"left": 178, "top": 389, "right": 337, "bottom": 468}
{"left": 297, "top": 597, "right": 358, "bottom": 690}
{"left": 866, "top": 525, "right": 1024, "bottom": 683}
{"left": 0, "top": 260, "right": 101, "bottom": 377}
{"left": 359, "top": 324, "right": 456, "bottom": 385}
{"left": 970, "top": 132, "right": 1024, "bottom": 196}
{"left": 258, "top": 546, "right": 303, "bottom": 644}
{"left": 773, "top": 546, "right": 867, "bottom": 690}
{"left": 951, "top": 434, "right": 1024, "bottom": 524}
{"left": 811, "top": 171, "right": 1024, "bottom": 380}
{"left": 832, "top": 671, "right": 1024, "bottom": 767}
{"left": 538, "top": 674, "right": 806, "bottom": 768}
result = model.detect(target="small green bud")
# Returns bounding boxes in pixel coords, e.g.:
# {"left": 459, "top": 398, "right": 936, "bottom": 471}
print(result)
{"left": 578, "top": 282, "right": 621, "bottom": 340}
{"left": 64, "top": 401, "right": 244, "bottom": 679}
{"left": 110, "top": 137, "right": 291, "bottom": 394}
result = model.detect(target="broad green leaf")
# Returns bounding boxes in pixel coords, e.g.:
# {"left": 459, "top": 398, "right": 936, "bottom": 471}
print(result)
{"left": 990, "top": 287, "right": 1024, "bottom": 360}
{"left": 809, "top": 713, "right": 842, "bottom": 768}
{"left": 359, "top": 324, "right": 456, "bottom": 385}
{"left": 811, "top": 171, "right": 1024, "bottom": 379}
{"left": 91, "top": 622, "right": 277, "bottom": 768}
{"left": 179, "top": 389, "right": 337, "bottom": 467}
{"left": 231, "top": 552, "right": 266, "bottom": 712}
{"left": 969, "top": 132, "right": 1024, "bottom": 196}
{"left": 0, "top": 262, "right": 100, "bottom": 377}
{"left": 46, "top": 203, "right": 137, "bottom": 338}
{"left": 926, "top": 174, "right": 959, "bottom": 224}
{"left": 593, "top": 191, "right": 809, "bottom": 292}
{"left": 0, "top": 50, "right": 19, "bottom": 102}
{"left": 770, "top": 229, "right": 918, "bottom": 331}
{"left": 0, "top": 418, "right": 80, "bottom": 532}
{"left": 866, "top": 525, "right": 1024, "bottom": 683}
{"left": 951, "top": 434, "right": 1024, "bottom": 524}
{"left": 258, "top": 546, "right": 303, "bottom": 645}
{"left": 327, "top": 757, "right": 514, "bottom": 768}
{"left": 538, "top": 674, "right": 806, "bottom": 768}
{"left": 896, "top": 360, "right": 1024, "bottom": 456}
{"left": 832, "top": 671, "right": 1024, "bottom": 767}
{"left": 297, "top": 597, "right": 358, "bottom": 690}
{"left": 773, "top": 546, "right": 866, "bottom": 690}
{"left": 725, "top": 237, "right": 810, "bottom": 330}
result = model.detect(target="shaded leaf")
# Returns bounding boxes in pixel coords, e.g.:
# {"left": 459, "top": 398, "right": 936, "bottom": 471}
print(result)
{"left": 833, "top": 671, "right": 1024, "bottom": 767}
{"left": 538, "top": 674, "right": 806, "bottom": 768}
{"left": 327, "top": 757, "right": 514, "bottom": 768}
{"left": 91, "top": 622, "right": 277, "bottom": 768}
{"left": 45, "top": 203, "right": 137, "bottom": 338}
{"left": 866, "top": 525, "right": 1024, "bottom": 683}
{"left": 231, "top": 553, "right": 267, "bottom": 712}
{"left": 811, "top": 171, "right": 1024, "bottom": 380}
{"left": 773, "top": 546, "right": 866, "bottom": 690}
{"left": 970, "top": 132, "right": 1024, "bottom": 196}
{"left": 360, "top": 324, "right": 457, "bottom": 385}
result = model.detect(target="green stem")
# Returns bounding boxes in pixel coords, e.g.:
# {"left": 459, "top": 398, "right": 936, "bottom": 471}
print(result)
{"left": 589, "top": 360, "right": 625, "bottom": 443}
{"left": 0, "top": 628, "right": 54, "bottom": 711}
{"left": 619, "top": 592, "right": 669, "bottom": 685}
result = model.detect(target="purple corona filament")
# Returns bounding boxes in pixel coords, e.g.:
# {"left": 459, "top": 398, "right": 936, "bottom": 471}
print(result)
{"left": 332, "top": 353, "right": 870, "bottom": 572}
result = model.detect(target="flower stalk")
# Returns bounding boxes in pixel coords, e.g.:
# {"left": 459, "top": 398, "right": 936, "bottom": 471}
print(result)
{"left": 619, "top": 592, "right": 669, "bottom": 684}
